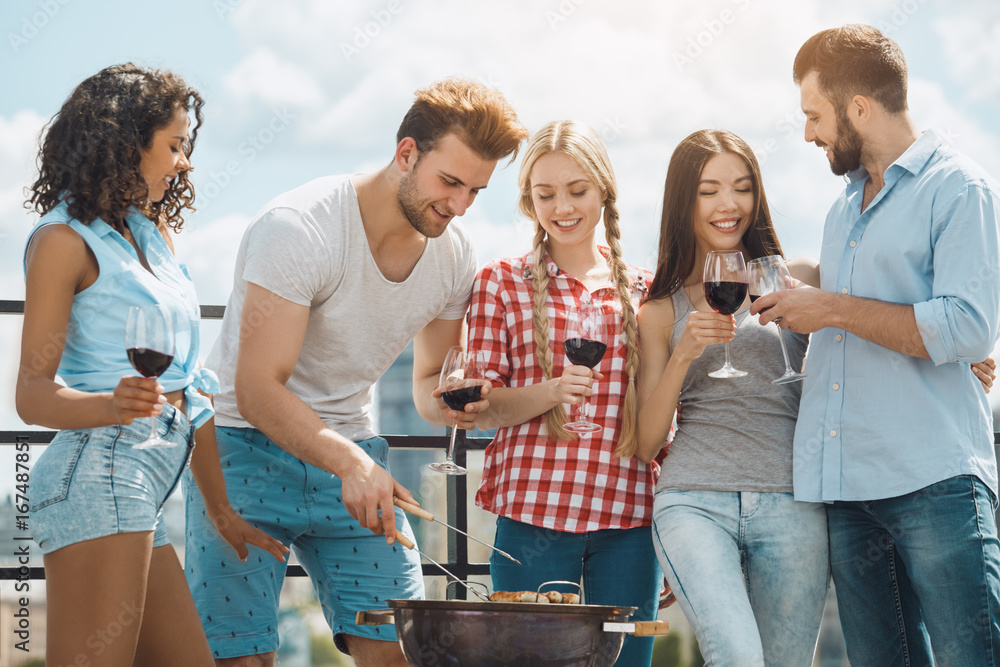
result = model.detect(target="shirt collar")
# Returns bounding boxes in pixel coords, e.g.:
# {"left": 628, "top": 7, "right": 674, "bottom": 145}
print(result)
{"left": 846, "top": 129, "right": 942, "bottom": 185}
{"left": 53, "top": 199, "right": 155, "bottom": 240}
{"left": 892, "top": 129, "right": 942, "bottom": 176}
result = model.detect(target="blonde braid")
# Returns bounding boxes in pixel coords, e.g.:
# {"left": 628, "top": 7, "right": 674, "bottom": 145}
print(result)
{"left": 530, "top": 225, "right": 574, "bottom": 441}
{"left": 603, "top": 201, "right": 641, "bottom": 458}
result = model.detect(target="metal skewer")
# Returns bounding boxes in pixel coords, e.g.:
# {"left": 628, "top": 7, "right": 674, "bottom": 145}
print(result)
{"left": 393, "top": 530, "right": 491, "bottom": 602}
{"left": 395, "top": 497, "right": 523, "bottom": 566}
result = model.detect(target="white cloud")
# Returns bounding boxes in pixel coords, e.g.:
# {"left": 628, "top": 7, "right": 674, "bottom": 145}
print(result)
{"left": 223, "top": 48, "right": 326, "bottom": 109}
{"left": 0, "top": 110, "right": 47, "bottom": 297}
{"left": 933, "top": 0, "right": 1000, "bottom": 105}
{"left": 177, "top": 213, "right": 252, "bottom": 306}
{"left": 910, "top": 77, "right": 1000, "bottom": 177}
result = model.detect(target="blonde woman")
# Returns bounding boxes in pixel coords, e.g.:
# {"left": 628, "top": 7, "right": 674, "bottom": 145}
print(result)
{"left": 470, "top": 120, "right": 660, "bottom": 666}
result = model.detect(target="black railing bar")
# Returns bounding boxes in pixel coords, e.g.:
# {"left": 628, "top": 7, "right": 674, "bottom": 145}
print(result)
{"left": 0, "top": 433, "right": 492, "bottom": 448}
{"left": 0, "top": 563, "right": 492, "bottom": 582}
{"left": 446, "top": 430, "right": 473, "bottom": 600}
{"left": 0, "top": 299, "right": 226, "bottom": 320}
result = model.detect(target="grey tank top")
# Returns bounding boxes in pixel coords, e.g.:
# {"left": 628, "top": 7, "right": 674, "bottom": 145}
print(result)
{"left": 654, "top": 287, "right": 808, "bottom": 493}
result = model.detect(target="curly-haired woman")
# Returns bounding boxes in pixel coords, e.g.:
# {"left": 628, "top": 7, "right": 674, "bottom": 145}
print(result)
{"left": 16, "top": 63, "right": 285, "bottom": 666}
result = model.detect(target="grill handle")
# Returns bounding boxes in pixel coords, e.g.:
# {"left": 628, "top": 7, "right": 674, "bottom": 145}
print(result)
{"left": 602, "top": 620, "right": 670, "bottom": 636}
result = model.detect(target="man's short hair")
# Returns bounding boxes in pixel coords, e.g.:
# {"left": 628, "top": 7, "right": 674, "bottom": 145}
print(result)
{"left": 396, "top": 77, "right": 529, "bottom": 163}
{"left": 794, "top": 24, "right": 909, "bottom": 114}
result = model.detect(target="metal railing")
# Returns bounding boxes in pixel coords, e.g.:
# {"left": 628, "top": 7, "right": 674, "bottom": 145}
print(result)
{"left": 0, "top": 299, "right": 492, "bottom": 600}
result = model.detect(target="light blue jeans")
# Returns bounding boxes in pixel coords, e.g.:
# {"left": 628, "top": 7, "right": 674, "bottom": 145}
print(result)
{"left": 828, "top": 474, "right": 1000, "bottom": 667}
{"left": 652, "top": 490, "right": 829, "bottom": 666}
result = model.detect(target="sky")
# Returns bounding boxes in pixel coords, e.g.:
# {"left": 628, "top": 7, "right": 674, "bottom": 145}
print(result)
{"left": 1, "top": 0, "right": 1000, "bottom": 483}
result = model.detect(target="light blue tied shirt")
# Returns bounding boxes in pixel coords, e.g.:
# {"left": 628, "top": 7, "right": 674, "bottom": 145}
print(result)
{"left": 24, "top": 201, "right": 218, "bottom": 428}
{"left": 794, "top": 129, "right": 1000, "bottom": 503}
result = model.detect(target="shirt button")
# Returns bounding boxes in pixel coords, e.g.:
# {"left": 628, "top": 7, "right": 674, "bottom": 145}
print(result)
{"left": 841, "top": 288, "right": 849, "bottom": 294}
{"left": 850, "top": 240, "right": 857, "bottom": 248}
{"left": 836, "top": 334, "right": 843, "bottom": 342}
{"left": 833, "top": 383, "right": 840, "bottom": 390}
{"left": 830, "top": 430, "right": 838, "bottom": 437}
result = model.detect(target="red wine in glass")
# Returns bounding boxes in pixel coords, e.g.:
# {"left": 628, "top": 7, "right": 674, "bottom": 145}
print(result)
{"left": 564, "top": 338, "right": 607, "bottom": 369}
{"left": 430, "top": 348, "right": 485, "bottom": 475}
{"left": 127, "top": 348, "right": 174, "bottom": 378}
{"left": 704, "top": 281, "right": 747, "bottom": 315}
{"left": 441, "top": 385, "right": 483, "bottom": 411}
{"left": 125, "top": 305, "right": 177, "bottom": 448}
{"left": 564, "top": 302, "right": 607, "bottom": 434}
{"left": 703, "top": 251, "right": 748, "bottom": 378}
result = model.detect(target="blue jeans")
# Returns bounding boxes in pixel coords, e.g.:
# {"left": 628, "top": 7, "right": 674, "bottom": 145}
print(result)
{"left": 491, "top": 517, "right": 661, "bottom": 667}
{"left": 828, "top": 474, "right": 1000, "bottom": 667}
{"left": 652, "top": 490, "right": 829, "bottom": 667}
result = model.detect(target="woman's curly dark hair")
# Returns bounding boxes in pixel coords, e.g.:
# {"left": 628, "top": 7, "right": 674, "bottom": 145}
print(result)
{"left": 26, "top": 63, "right": 205, "bottom": 233}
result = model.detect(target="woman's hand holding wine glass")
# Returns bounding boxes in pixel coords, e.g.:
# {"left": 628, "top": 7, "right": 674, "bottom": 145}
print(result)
{"left": 672, "top": 310, "right": 737, "bottom": 366}
{"left": 703, "top": 250, "right": 748, "bottom": 378}
{"left": 125, "top": 304, "right": 177, "bottom": 448}
{"left": 108, "top": 376, "right": 167, "bottom": 425}
{"left": 563, "top": 301, "right": 607, "bottom": 434}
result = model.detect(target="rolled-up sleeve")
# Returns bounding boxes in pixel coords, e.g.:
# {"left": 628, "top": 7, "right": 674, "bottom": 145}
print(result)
{"left": 914, "top": 184, "right": 1000, "bottom": 364}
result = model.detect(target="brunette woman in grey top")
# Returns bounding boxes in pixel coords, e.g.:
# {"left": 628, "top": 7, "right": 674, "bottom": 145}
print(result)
{"left": 635, "top": 130, "right": 828, "bottom": 666}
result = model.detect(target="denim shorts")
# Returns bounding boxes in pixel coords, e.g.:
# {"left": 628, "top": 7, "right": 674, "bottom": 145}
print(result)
{"left": 29, "top": 402, "right": 194, "bottom": 554}
{"left": 183, "top": 427, "right": 424, "bottom": 659}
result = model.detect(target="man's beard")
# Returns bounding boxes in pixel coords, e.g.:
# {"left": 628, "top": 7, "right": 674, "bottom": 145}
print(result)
{"left": 827, "top": 109, "right": 864, "bottom": 176}
{"left": 396, "top": 169, "right": 448, "bottom": 238}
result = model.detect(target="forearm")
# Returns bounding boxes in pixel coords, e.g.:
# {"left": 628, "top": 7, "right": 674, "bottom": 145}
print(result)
{"left": 237, "top": 378, "right": 369, "bottom": 477}
{"left": 831, "top": 295, "right": 930, "bottom": 359}
{"left": 475, "top": 381, "right": 559, "bottom": 430}
{"left": 636, "top": 356, "right": 690, "bottom": 463}
{"left": 15, "top": 374, "right": 116, "bottom": 430}
{"left": 414, "top": 372, "right": 446, "bottom": 425}
{"left": 189, "top": 417, "right": 231, "bottom": 513}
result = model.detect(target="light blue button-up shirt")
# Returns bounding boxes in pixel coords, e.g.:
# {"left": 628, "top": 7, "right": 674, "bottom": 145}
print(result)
{"left": 793, "top": 129, "right": 1000, "bottom": 502}
{"left": 24, "top": 202, "right": 218, "bottom": 428}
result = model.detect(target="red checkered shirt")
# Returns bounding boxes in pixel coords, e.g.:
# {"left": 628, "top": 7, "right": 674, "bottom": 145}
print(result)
{"left": 470, "top": 249, "right": 660, "bottom": 533}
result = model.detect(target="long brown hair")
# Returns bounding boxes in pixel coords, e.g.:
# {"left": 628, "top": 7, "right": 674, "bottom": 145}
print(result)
{"left": 648, "top": 129, "right": 783, "bottom": 302}
{"left": 518, "top": 120, "right": 641, "bottom": 457}
{"left": 26, "top": 63, "right": 204, "bottom": 233}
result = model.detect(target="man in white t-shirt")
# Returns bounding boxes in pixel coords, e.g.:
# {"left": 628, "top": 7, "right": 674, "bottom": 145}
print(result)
{"left": 184, "top": 78, "right": 528, "bottom": 667}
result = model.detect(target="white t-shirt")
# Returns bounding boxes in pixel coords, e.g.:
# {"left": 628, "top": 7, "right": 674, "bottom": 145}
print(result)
{"left": 207, "top": 174, "right": 477, "bottom": 441}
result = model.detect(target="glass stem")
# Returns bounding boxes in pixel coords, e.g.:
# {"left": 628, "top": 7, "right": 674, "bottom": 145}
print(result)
{"left": 775, "top": 325, "right": 794, "bottom": 372}
{"left": 724, "top": 341, "right": 733, "bottom": 368}
{"left": 444, "top": 427, "right": 458, "bottom": 463}
{"left": 149, "top": 375, "right": 159, "bottom": 441}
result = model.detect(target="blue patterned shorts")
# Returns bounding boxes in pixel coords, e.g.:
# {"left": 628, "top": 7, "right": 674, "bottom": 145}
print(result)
{"left": 183, "top": 427, "right": 424, "bottom": 659}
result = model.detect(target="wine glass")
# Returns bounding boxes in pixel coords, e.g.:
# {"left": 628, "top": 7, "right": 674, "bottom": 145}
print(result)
{"left": 748, "top": 256, "right": 807, "bottom": 384}
{"left": 430, "top": 347, "right": 485, "bottom": 475}
{"left": 563, "top": 301, "right": 607, "bottom": 434}
{"left": 703, "top": 250, "right": 748, "bottom": 378}
{"left": 125, "top": 305, "right": 177, "bottom": 448}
